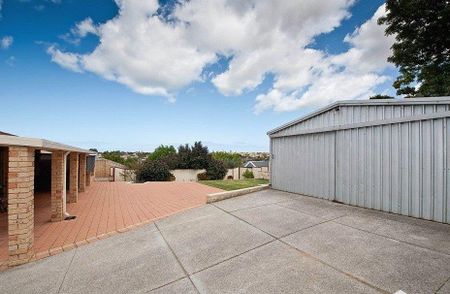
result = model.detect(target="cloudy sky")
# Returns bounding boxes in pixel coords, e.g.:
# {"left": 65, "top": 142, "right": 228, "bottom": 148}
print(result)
{"left": 0, "top": 0, "right": 396, "bottom": 151}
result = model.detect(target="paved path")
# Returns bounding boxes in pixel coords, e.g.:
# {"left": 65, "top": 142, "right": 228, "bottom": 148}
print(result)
{"left": 0, "top": 181, "right": 222, "bottom": 267}
{"left": 1, "top": 189, "right": 450, "bottom": 294}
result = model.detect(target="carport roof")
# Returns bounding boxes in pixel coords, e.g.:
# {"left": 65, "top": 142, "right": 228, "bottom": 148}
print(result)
{"left": 267, "top": 96, "right": 450, "bottom": 136}
{"left": 0, "top": 134, "right": 93, "bottom": 154}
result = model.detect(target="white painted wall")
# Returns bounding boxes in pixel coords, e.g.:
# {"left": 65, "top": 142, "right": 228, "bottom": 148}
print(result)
{"left": 171, "top": 169, "right": 205, "bottom": 182}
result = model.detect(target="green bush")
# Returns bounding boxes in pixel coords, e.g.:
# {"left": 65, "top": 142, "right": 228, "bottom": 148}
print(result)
{"left": 197, "top": 172, "right": 209, "bottom": 181}
{"left": 242, "top": 169, "right": 254, "bottom": 179}
{"left": 205, "top": 159, "right": 227, "bottom": 180}
{"left": 136, "top": 160, "right": 173, "bottom": 182}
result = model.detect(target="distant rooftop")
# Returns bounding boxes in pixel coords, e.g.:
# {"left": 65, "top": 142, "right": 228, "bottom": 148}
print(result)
{"left": 243, "top": 160, "right": 269, "bottom": 168}
{"left": 0, "top": 131, "right": 16, "bottom": 136}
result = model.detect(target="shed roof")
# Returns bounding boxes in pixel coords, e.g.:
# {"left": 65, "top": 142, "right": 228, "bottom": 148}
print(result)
{"left": 0, "top": 135, "right": 93, "bottom": 154}
{"left": 267, "top": 97, "right": 450, "bottom": 136}
{"left": 243, "top": 160, "right": 269, "bottom": 168}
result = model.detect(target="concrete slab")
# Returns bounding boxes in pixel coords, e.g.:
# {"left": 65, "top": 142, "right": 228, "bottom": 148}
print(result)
{"left": 276, "top": 195, "right": 354, "bottom": 220}
{"left": 283, "top": 222, "right": 450, "bottom": 294}
{"left": 159, "top": 211, "right": 273, "bottom": 274}
{"left": 59, "top": 224, "right": 186, "bottom": 294}
{"left": 149, "top": 278, "right": 198, "bottom": 294}
{"left": 231, "top": 204, "right": 325, "bottom": 238}
{"left": 156, "top": 205, "right": 223, "bottom": 229}
{"left": 213, "top": 189, "right": 295, "bottom": 212}
{"left": 334, "top": 208, "right": 450, "bottom": 255}
{"left": 191, "top": 241, "right": 380, "bottom": 294}
{"left": 0, "top": 250, "right": 76, "bottom": 294}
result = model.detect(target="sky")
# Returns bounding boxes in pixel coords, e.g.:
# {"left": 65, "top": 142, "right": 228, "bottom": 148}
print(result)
{"left": 0, "top": 0, "right": 396, "bottom": 152}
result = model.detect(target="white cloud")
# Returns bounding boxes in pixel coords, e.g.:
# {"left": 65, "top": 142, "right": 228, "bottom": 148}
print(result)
{"left": 72, "top": 18, "right": 98, "bottom": 38}
{"left": 47, "top": 45, "right": 83, "bottom": 72}
{"left": 5, "top": 56, "right": 15, "bottom": 66}
{"left": 48, "top": 1, "right": 394, "bottom": 109}
{"left": 254, "top": 4, "right": 395, "bottom": 113}
{"left": 1, "top": 36, "right": 13, "bottom": 49}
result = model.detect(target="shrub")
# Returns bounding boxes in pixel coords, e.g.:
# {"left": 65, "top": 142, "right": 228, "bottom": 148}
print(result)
{"left": 197, "top": 172, "right": 209, "bottom": 181}
{"left": 205, "top": 159, "right": 227, "bottom": 180}
{"left": 242, "top": 169, "right": 254, "bottom": 179}
{"left": 136, "top": 160, "right": 173, "bottom": 182}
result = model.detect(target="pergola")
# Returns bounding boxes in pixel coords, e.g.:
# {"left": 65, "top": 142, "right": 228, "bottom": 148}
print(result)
{"left": 0, "top": 134, "right": 93, "bottom": 266}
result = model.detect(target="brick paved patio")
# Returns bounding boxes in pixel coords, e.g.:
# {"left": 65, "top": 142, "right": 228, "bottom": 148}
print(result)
{"left": 0, "top": 181, "right": 222, "bottom": 268}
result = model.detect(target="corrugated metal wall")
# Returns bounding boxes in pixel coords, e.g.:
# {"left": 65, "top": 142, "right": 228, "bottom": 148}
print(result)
{"left": 271, "top": 133, "right": 335, "bottom": 200}
{"left": 270, "top": 102, "right": 450, "bottom": 224}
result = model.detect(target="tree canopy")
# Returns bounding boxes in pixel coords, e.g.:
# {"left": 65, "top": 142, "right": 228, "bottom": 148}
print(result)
{"left": 148, "top": 145, "right": 176, "bottom": 161}
{"left": 379, "top": 0, "right": 450, "bottom": 97}
{"left": 211, "top": 151, "right": 242, "bottom": 169}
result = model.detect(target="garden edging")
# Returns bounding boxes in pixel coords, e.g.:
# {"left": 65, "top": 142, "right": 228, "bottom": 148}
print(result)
{"left": 206, "top": 184, "right": 270, "bottom": 203}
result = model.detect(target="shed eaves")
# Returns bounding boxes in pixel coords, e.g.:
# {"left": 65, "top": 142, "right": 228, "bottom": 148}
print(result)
{"left": 267, "top": 97, "right": 450, "bottom": 136}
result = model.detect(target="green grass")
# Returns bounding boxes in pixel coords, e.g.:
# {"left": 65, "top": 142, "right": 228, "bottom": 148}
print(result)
{"left": 200, "top": 178, "right": 269, "bottom": 191}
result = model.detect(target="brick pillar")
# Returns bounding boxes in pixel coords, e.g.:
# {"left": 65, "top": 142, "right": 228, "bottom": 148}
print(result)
{"left": 51, "top": 151, "right": 64, "bottom": 222}
{"left": 86, "top": 171, "right": 91, "bottom": 186}
{"left": 68, "top": 153, "right": 78, "bottom": 203}
{"left": 79, "top": 154, "right": 86, "bottom": 192}
{"left": 8, "top": 146, "right": 35, "bottom": 266}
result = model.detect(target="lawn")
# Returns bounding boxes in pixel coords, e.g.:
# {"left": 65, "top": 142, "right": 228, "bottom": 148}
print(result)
{"left": 200, "top": 178, "right": 269, "bottom": 191}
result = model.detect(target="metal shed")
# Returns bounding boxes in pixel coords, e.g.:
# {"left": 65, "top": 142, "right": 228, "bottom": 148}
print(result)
{"left": 268, "top": 97, "right": 450, "bottom": 224}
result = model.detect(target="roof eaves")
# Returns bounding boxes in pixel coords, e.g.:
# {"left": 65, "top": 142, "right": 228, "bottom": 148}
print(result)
{"left": 0, "top": 135, "right": 93, "bottom": 154}
{"left": 267, "top": 97, "right": 450, "bottom": 136}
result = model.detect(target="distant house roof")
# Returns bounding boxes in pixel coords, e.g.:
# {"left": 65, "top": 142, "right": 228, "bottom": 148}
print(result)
{"left": 0, "top": 131, "right": 16, "bottom": 136}
{"left": 243, "top": 160, "right": 269, "bottom": 168}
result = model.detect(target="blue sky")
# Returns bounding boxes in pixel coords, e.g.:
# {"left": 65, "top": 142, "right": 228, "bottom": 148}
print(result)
{"left": 0, "top": 0, "right": 393, "bottom": 152}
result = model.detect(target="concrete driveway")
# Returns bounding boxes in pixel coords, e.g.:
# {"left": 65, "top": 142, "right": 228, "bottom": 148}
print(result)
{"left": 1, "top": 189, "right": 450, "bottom": 294}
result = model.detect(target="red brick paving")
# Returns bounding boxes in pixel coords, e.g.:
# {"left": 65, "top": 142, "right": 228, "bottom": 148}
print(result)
{"left": 0, "top": 181, "right": 222, "bottom": 267}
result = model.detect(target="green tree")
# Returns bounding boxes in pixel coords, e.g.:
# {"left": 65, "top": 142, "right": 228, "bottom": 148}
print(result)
{"left": 378, "top": 0, "right": 450, "bottom": 97}
{"left": 148, "top": 145, "right": 176, "bottom": 161}
{"left": 212, "top": 151, "right": 242, "bottom": 169}
{"left": 190, "top": 141, "right": 209, "bottom": 169}
{"left": 123, "top": 157, "right": 140, "bottom": 170}
{"left": 102, "top": 151, "right": 125, "bottom": 165}
{"left": 177, "top": 144, "right": 191, "bottom": 169}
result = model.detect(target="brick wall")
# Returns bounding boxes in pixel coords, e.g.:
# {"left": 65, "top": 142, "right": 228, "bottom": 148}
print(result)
{"left": 8, "top": 146, "right": 35, "bottom": 266}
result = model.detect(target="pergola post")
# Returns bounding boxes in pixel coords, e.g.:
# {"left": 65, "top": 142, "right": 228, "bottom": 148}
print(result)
{"left": 51, "top": 151, "right": 64, "bottom": 222}
{"left": 79, "top": 154, "right": 86, "bottom": 192}
{"left": 8, "top": 146, "right": 35, "bottom": 266}
{"left": 68, "top": 153, "right": 78, "bottom": 203}
{"left": 86, "top": 171, "right": 91, "bottom": 186}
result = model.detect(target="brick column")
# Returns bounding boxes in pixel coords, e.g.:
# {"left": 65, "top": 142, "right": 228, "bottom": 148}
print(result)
{"left": 51, "top": 151, "right": 64, "bottom": 222}
{"left": 8, "top": 146, "right": 35, "bottom": 266}
{"left": 86, "top": 171, "right": 91, "bottom": 186}
{"left": 79, "top": 154, "right": 86, "bottom": 192}
{"left": 68, "top": 153, "right": 78, "bottom": 203}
